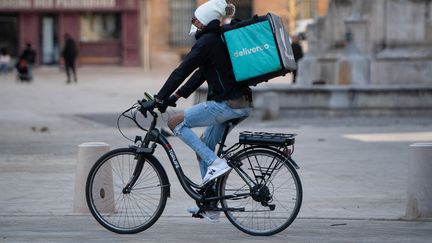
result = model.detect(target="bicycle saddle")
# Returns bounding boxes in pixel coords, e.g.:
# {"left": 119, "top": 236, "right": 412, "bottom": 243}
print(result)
{"left": 225, "top": 117, "right": 245, "bottom": 126}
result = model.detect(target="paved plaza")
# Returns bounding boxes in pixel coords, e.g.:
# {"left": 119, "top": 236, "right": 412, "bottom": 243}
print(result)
{"left": 0, "top": 67, "right": 431, "bottom": 242}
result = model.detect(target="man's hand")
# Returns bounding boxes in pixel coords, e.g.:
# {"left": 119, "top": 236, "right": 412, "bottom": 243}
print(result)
{"left": 155, "top": 94, "right": 179, "bottom": 113}
{"left": 166, "top": 94, "right": 179, "bottom": 107}
{"left": 138, "top": 100, "right": 156, "bottom": 117}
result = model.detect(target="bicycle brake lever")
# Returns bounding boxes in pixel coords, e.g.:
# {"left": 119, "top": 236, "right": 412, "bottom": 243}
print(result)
{"left": 138, "top": 100, "right": 156, "bottom": 118}
{"left": 137, "top": 100, "right": 148, "bottom": 118}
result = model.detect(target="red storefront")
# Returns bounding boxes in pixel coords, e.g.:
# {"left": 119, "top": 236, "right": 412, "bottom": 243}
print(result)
{"left": 0, "top": 0, "right": 140, "bottom": 66}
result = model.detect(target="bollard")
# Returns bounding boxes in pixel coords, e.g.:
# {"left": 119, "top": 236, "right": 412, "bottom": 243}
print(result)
{"left": 73, "top": 142, "right": 113, "bottom": 213}
{"left": 405, "top": 143, "right": 432, "bottom": 219}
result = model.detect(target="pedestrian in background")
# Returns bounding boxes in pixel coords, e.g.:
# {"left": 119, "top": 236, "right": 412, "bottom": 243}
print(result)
{"left": 15, "top": 57, "right": 30, "bottom": 82}
{"left": 0, "top": 48, "right": 11, "bottom": 75}
{"left": 20, "top": 43, "right": 36, "bottom": 81}
{"left": 62, "top": 33, "right": 78, "bottom": 84}
{"left": 291, "top": 35, "right": 304, "bottom": 84}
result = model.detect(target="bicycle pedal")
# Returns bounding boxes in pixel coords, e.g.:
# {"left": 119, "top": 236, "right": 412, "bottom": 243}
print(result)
{"left": 268, "top": 204, "right": 276, "bottom": 211}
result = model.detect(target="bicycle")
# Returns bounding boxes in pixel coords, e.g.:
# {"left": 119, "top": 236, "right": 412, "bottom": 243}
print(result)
{"left": 85, "top": 93, "right": 303, "bottom": 236}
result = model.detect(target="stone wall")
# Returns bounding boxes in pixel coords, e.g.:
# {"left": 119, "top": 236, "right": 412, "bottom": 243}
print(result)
{"left": 195, "top": 85, "right": 432, "bottom": 116}
{"left": 298, "top": 0, "right": 432, "bottom": 85}
{"left": 140, "top": 0, "right": 186, "bottom": 70}
{"left": 254, "top": 0, "right": 294, "bottom": 34}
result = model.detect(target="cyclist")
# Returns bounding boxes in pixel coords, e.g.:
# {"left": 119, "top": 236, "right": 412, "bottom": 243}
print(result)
{"left": 146, "top": 0, "right": 252, "bottom": 222}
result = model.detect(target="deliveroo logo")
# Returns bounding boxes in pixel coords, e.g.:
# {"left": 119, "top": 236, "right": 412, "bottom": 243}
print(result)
{"left": 224, "top": 20, "right": 282, "bottom": 81}
{"left": 233, "top": 44, "right": 270, "bottom": 58}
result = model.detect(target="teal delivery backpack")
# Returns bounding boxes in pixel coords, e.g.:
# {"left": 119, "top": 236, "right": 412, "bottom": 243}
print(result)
{"left": 222, "top": 13, "right": 297, "bottom": 86}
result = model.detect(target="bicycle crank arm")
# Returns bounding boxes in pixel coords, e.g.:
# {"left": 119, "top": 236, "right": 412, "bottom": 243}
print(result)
{"left": 201, "top": 207, "right": 245, "bottom": 212}
{"left": 203, "top": 192, "right": 251, "bottom": 202}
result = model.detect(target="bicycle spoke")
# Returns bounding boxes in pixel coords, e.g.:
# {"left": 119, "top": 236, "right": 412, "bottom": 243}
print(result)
{"left": 221, "top": 149, "right": 302, "bottom": 236}
{"left": 129, "top": 193, "right": 156, "bottom": 218}
{"left": 87, "top": 149, "right": 168, "bottom": 233}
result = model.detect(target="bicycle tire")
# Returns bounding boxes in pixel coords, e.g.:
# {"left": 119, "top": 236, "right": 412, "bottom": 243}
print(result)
{"left": 86, "top": 147, "right": 169, "bottom": 234}
{"left": 219, "top": 148, "right": 302, "bottom": 236}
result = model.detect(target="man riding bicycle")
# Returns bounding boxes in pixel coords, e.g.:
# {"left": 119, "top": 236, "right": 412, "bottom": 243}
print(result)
{"left": 145, "top": 0, "right": 252, "bottom": 222}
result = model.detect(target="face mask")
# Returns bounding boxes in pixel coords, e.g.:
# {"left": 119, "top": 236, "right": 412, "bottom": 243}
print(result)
{"left": 189, "top": 24, "right": 198, "bottom": 36}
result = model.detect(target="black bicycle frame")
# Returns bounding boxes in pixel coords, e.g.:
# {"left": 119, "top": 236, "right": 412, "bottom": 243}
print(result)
{"left": 122, "top": 154, "right": 145, "bottom": 194}
{"left": 142, "top": 128, "right": 249, "bottom": 203}
{"left": 130, "top": 111, "right": 252, "bottom": 203}
{"left": 123, "top": 111, "right": 235, "bottom": 202}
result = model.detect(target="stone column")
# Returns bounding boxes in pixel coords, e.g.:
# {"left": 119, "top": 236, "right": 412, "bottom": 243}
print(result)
{"left": 406, "top": 143, "right": 432, "bottom": 219}
{"left": 336, "top": 16, "right": 370, "bottom": 85}
{"left": 297, "top": 17, "right": 323, "bottom": 86}
{"left": 428, "top": 2, "right": 432, "bottom": 41}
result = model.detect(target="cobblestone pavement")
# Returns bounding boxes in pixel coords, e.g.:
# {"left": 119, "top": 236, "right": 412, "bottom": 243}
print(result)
{"left": 0, "top": 67, "right": 431, "bottom": 242}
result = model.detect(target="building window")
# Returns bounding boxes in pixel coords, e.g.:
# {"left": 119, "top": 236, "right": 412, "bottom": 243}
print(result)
{"left": 0, "top": 15, "right": 18, "bottom": 57}
{"left": 80, "top": 13, "right": 121, "bottom": 42}
{"left": 169, "top": 0, "right": 196, "bottom": 47}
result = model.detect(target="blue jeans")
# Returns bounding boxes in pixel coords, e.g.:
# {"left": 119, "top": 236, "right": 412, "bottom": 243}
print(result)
{"left": 173, "top": 100, "right": 251, "bottom": 178}
{"left": 0, "top": 64, "right": 8, "bottom": 75}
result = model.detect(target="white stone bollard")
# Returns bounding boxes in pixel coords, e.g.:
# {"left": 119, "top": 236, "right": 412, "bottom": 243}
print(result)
{"left": 73, "top": 142, "right": 112, "bottom": 213}
{"left": 406, "top": 143, "right": 432, "bottom": 219}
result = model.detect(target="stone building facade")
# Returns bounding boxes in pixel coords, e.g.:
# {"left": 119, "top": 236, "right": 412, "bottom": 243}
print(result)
{"left": 0, "top": 0, "right": 140, "bottom": 66}
{"left": 0, "top": 0, "right": 329, "bottom": 68}
{"left": 298, "top": 0, "right": 432, "bottom": 85}
{"left": 143, "top": 0, "right": 329, "bottom": 69}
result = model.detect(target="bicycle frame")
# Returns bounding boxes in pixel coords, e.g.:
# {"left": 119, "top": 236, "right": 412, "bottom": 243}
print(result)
{"left": 126, "top": 108, "right": 298, "bottom": 206}
{"left": 128, "top": 110, "right": 251, "bottom": 203}
{"left": 88, "top": 102, "right": 303, "bottom": 236}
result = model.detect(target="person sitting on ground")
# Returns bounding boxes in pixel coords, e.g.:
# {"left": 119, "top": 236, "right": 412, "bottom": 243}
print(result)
{"left": 20, "top": 43, "right": 36, "bottom": 81}
{"left": 15, "top": 58, "right": 30, "bottom": 82}
{"left": 0, "top": 48, "right": 11, "bottom": 75}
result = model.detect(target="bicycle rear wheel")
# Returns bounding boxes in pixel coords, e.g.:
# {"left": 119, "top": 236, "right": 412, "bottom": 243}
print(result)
{"left": 220, "top": 148, "right": 302, "bottom": 236}
{"left": 86, "top": 148, "right": 169, "bottom": 234}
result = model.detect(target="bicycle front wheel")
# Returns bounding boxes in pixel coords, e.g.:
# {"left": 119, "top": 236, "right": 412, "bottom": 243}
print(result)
{"left": 86, "top": 148, "right": 169, "bottom": 234}
{"left": 220, "top": 148, "right": 302, "bottom": 236}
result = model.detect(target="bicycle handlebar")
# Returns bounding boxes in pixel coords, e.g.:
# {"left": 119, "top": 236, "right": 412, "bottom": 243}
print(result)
{"left": 137, "top": 99, "right": 156, "bottom": 117}
{"left": 117, "top": 92, "right": 176, "bottom": 141}
{"left": 137, "top": 91, "right": 177, "bottom": 118}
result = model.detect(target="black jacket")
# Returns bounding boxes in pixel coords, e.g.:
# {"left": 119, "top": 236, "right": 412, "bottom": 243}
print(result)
{"left": 291, "top": 43, "right": 303, "bottom": 62}
{"left": 21, "top": 48, "right": 36, "bottom": 65}
{"left": 62, "top": 38, "right": 78, "bottom": 61}
{"left": 156, "top": 20, "right": 251, "bottom": 102}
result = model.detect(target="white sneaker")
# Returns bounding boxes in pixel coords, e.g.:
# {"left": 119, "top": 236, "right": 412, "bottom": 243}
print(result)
{"left": 187, "top": 206, "right": 220, "bottom": 223}
{"left": 187, "top": 206, "right": 199, "bottom": 214}
{"left": 201, "top": 158, "right": 231, "bottom": 186}
{"left": 201, "top": 211, "right": 220, "bottom": 223}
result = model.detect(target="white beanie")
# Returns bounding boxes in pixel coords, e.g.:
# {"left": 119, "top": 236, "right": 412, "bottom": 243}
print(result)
{"left": 194, "top": 0, "right": 227, "bottom": 25}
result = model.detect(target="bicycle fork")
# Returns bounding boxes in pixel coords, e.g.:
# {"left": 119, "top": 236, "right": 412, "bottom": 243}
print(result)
{"left": 122, "top": 154, "right": 145, "bottom": 194}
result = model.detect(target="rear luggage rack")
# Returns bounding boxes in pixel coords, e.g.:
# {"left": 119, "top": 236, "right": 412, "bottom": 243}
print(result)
{"left": 239, "top": 131, "right": 296, "bottom": 147}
